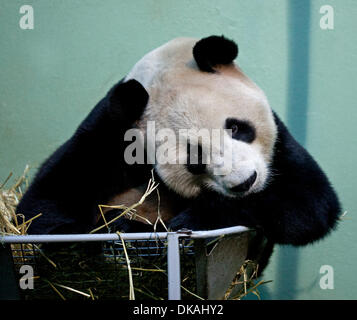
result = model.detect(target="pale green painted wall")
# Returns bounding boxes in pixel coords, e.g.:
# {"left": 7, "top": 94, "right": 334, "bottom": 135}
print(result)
{"left": 1, "top": 0, "right": 356, "bottom": 300}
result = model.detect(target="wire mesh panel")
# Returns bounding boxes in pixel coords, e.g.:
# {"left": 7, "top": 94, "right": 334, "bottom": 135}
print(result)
{"left": 11, "top": 243, "right": 39, "bottom": 267}
{"left": 8, "top": 238, "right": 196, "bottom": 300}
{"left": 2, "top": 227, "right": 252, "bottom": 300}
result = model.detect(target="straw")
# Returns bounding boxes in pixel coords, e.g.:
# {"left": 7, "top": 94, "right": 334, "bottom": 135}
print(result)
{"left": 117, "top": 231, "right": 135, "bottom": 300}
{"left": 90, "top": 174, "right": 159, "bottom": 234}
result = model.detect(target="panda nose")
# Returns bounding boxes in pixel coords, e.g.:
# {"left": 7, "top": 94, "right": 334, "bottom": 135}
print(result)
{"left": 186, "top": 143, "right": 206, "bottom": 175}
{"left": 230, "top": 171, "right": 257, "bottom": 193}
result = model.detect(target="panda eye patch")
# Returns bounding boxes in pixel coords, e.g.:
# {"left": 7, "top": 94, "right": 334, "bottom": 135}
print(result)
{"left": 225, "top": 118, "right": 256, "bottom": 143}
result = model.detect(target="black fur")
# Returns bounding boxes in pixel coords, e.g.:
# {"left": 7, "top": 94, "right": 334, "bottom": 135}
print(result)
{"left": 225, "top": 118, "right": 256, "bottom": 143}
{"left": 16, "top": 79, "right": 152, "bottom": 234}
{"left": 186, "top": 143, "right": 207, "bottom": 175}
{"left": 193, "top": 35, "right": 238, "bottom": 72}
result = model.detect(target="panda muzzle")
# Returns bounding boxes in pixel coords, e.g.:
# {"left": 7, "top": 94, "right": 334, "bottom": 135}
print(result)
{"left": 229, "top": 171, "right": 257, "bottom": 193}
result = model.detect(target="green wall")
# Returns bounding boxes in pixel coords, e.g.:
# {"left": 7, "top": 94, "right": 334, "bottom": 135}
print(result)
{"left": 1, "top": 0, "right": 356, "bottom": 299}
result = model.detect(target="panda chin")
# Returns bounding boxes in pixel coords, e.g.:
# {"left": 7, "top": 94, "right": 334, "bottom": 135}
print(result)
{"left": 212, "top": 185, "right": 251, "bottom": 199}
{"left": 208, "top": 172, "right": 270, "bottom": 199}
{"left": 225, "top": 190, "right": 249, "bottom": 199}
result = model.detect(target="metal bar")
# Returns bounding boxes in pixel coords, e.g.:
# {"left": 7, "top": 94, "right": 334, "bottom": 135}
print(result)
{"left": 1, "top": 232, "right": 167, "bottom": 243}
{"left": 167, "top": 233, "right": 181, "bottom": 300}
{"left": 1, "top": 226, "right": 249, "bottom": 301}
{"left": 188, "top": 226, "right": 249, "bottom": 239}
{"left": 1, "top": 226, "right": 249, "bottom": 244}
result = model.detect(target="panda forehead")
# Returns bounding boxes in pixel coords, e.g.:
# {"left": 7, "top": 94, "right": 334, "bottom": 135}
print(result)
{"left": 128, "top": 37, "right": 275, "bottom": 136}
{"left": 159, "top": 72, "right": 270, "bottom": 129}
{"left": 125, "top": 36, "right": 268, "bottom": 110}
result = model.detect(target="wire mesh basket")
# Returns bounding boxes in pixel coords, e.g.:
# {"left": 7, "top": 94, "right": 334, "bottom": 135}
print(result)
{"left": 7, "top": 238, "right": 195, "bottom": 300}
{"left": 1, "top": 226, "right": 253, "bottom": 300}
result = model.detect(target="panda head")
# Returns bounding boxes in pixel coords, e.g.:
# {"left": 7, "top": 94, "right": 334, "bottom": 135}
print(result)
{"left": 126, "top": 36, "right": 277, "bottom": 199}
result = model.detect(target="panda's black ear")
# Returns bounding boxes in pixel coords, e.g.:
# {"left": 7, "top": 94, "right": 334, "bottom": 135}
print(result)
{"left": 193, "top": 35, "right": 238, "bottom": 72}
{"left": 108, "top": 79, "right": 149, "bottom": 122}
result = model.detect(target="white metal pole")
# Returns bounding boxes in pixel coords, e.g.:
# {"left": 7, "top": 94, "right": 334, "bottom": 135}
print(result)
{"left": 0, "top": 226, "right": 249, "bottom": 244}
{"left": 167, "top": 233, "right": 181, "bottom": 300}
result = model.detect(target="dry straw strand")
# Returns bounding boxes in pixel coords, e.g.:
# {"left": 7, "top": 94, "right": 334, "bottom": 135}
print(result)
{"left": 117, "top": 231, "right": 135, "bottom": 300}
{"left": 90, "top": 175, "right": 158, "bottom": 234}
{"left": 53, "top": 283, "right": 91, "bottom": 298}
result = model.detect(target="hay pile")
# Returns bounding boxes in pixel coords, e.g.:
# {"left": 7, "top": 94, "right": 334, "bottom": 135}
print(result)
{"left": 0, "top": 165, "right": 39, "bottom": 235}
{"left": 0, "top": 167, "right": 268, "bottom": 300}
{"left": 0, "top": 167, "right": 197, "bottom": 300}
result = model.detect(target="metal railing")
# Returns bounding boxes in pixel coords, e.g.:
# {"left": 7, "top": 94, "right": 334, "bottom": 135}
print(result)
{"left": 1, "top": 226, "right": 249, "bottom": 300}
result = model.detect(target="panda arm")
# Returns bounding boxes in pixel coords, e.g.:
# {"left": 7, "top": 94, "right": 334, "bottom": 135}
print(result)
{"left": 249, "top": 113, "right": 341, "bottom": 246}
{"left": 16, "top": 80, "right": 150, "bottom": 234}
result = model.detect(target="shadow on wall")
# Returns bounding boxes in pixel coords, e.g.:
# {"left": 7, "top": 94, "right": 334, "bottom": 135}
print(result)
{"left": 276, "top": 0, "right": 311, "bottom": 300}
{"left": 249, "top": 0, "right": 311, "bottom": 300}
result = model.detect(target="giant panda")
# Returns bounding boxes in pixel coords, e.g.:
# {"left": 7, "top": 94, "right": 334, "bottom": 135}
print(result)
{"left": 17, "top": 36, "right": 341, "bottom": 269}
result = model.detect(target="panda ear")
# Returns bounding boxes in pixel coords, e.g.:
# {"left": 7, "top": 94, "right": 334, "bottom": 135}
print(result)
{"left": 108, "top": 79, "right": 149, "bottom": 122}
{"left": 193, "top": 35, "right": 238, "bottom": 72}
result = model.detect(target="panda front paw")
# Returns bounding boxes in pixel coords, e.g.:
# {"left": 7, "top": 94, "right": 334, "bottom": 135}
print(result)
{"left": 168, "top": 209, "right": 203, "bottom": 231}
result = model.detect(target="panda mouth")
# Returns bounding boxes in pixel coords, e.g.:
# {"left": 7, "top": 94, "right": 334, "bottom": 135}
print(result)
{"left": 211, "top": 171, "right": 258, "bottom": 198}
{"left": 230, "top": 171, "right": 258, "bottom": 194}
